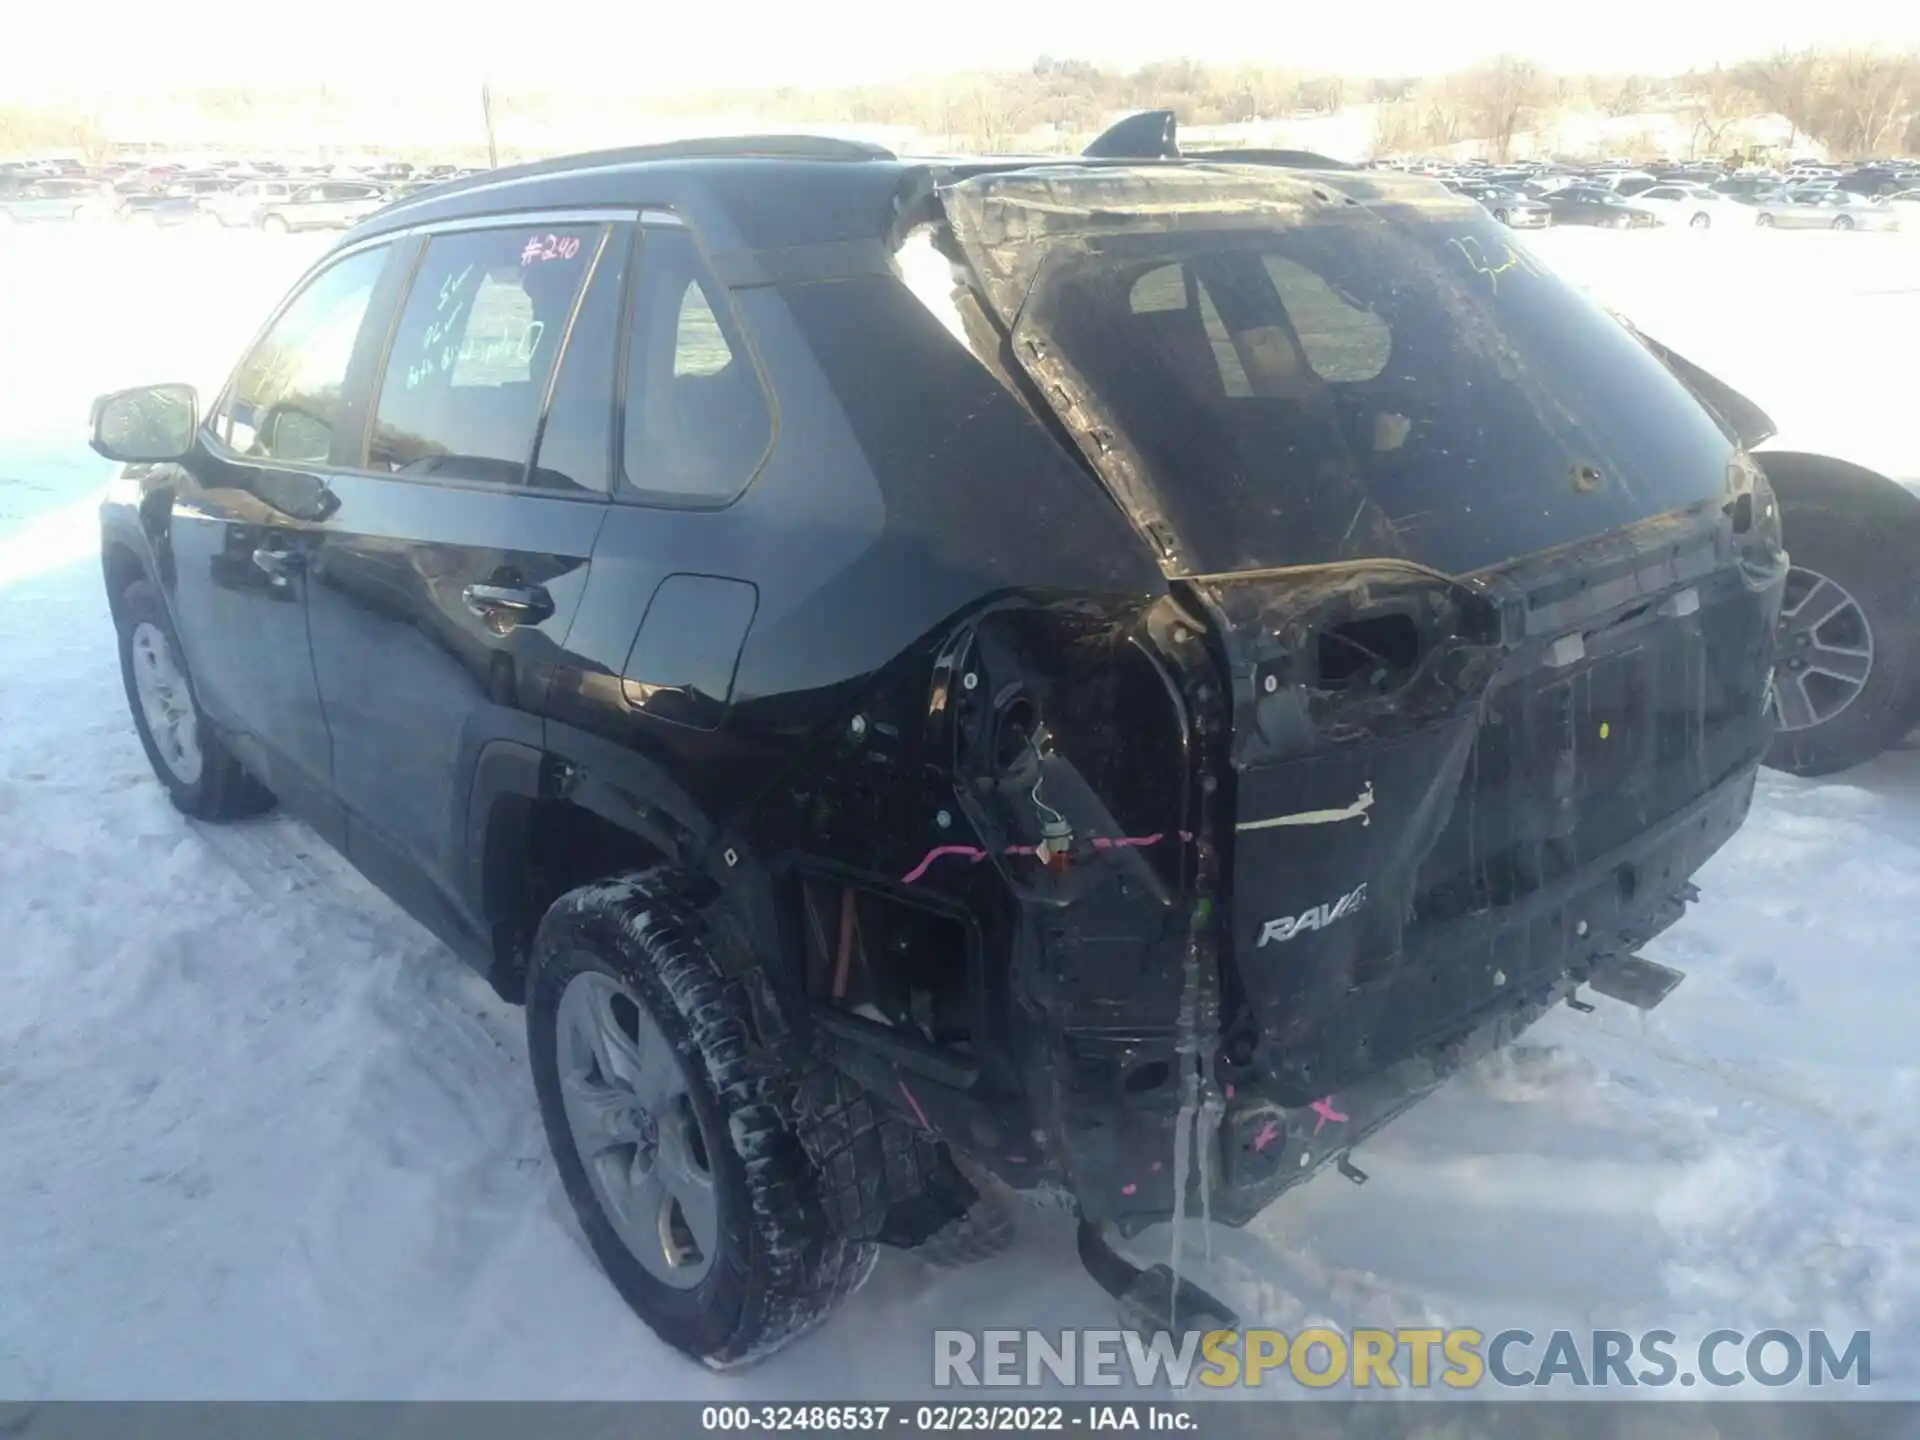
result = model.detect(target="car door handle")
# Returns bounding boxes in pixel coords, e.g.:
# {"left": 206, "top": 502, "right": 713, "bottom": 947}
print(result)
{"left": 252, "top": 544, "right": 304, "bottom": 578}
{"left": 463, "top": 582, "right": 554, "bottom": 626}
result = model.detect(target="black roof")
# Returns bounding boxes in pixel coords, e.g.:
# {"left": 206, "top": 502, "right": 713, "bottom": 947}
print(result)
{"left": 351, "top": 139, "right": 922, "bottom": 257}
{"left": 346, "top": 123, "right": 1414, "bottom": 263}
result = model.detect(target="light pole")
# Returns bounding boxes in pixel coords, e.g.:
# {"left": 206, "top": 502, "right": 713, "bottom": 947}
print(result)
{"left": 481, "top": 78, "right": 499, "bottom": 169}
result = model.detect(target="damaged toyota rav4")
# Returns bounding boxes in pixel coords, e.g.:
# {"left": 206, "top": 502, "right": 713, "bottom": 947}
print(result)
{"left": 94, "top": 126, "right": 1787, "bottom": 1367}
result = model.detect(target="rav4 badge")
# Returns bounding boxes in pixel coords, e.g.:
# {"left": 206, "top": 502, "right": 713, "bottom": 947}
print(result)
{"left": 1256, "top": 882, "right": 1370, "bottom": 947}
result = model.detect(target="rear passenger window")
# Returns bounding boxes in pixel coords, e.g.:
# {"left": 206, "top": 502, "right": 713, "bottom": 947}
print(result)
{"left": 621, "top": 226, "right": 772, "bottom": 506}
{"left": 367, "top": 224, "right": 601, "bottom": 485}
{"left": 529, "top": 227, "right": 632, "bottom": 493}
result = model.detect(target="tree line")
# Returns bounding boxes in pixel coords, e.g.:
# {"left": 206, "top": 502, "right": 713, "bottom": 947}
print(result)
{"left": 4, "top": 47, "right": 1916, "bottom": 163}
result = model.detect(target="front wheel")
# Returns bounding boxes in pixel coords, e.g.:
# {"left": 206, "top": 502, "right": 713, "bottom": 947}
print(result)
{"left": 1690, "top": 212, "right": 1712, "bottom": 229}
{"left": 1492, "top": 208, "right": 1509, "bottom": 225}
{"left": 115, "top": 580, "right": 275, "bottom": 819}
{"left": 528, "top": 872, "right": 875, "bottom": 1368}
{"left": 261, "top": 213, "right": 289, "bottom": 234}
{"left": 1757, "top": 212, "right": 1776, "bottom": 228}
{"left": 1832, "top": 215, "right": 1855, "bottom": 231}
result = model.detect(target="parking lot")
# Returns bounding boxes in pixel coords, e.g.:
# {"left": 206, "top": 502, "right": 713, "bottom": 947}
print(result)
{"left": 2, "top": 222, "right": 1918, "bottom": 1400}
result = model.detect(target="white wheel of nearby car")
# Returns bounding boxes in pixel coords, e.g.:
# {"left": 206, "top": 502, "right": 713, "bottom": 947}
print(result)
{"left": 1689, "top": 212, "right": 1711, "bottom": 229}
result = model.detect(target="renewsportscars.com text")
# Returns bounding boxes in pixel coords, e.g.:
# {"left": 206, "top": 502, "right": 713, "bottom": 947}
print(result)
{"left": 933, "top": 1328, "right": 1871, "bottom": 1391}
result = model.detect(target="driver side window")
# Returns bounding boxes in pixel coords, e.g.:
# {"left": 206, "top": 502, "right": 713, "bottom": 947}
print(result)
{"left": 212, "top": 244, "right": 389, "bottom": 464}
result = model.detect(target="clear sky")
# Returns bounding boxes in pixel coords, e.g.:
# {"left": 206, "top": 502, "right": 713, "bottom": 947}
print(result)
{"left": 12, "top": 0, "right": 1919, "bottom": 98}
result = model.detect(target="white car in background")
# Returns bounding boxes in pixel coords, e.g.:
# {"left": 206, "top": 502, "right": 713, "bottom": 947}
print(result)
{"left": 1886, "top": 189, "right": 1920, "bottom": 223}
{"left": 200, "top": 179, "right": 298, "bottom": 228}
{"left": 1632, "top": 182, "right": 1758, "bottom": 230}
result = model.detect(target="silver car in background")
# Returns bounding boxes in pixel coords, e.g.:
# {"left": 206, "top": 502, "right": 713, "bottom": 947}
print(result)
{"left": 1449, "top": 181, "right": 1552, "bottom": 228}
{"left": 257, "top": 181, "right": 389, "bottom": 233}
{"left": 1755, "top": 189, "right": 1901, "bottom": 231}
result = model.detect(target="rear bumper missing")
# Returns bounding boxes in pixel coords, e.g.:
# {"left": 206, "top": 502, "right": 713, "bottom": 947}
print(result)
{"left": 1073, "top": 760, "right": 1757, "bottom": 1234}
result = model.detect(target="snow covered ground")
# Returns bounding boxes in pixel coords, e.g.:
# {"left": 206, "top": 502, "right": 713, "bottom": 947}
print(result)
{"left": 2, "top": 224, "right": 1917, "bottom": 1402}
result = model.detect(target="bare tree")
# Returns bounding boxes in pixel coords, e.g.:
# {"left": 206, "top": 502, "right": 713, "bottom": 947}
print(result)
{"left": 1293, "top": 75, "right": 1346, "bottom": 115}
{"left": 1679, "top": 67, "right": 1756, "bottom": 159}
{"left": 1824, "top": 49, "right": 1920, "bottom": 157}
{"left": 1460, "top": 55, "right": 1542, "bottom": 160}
{"left": 1591, "top": 75, "right": 1649, "bottom": 118}
{"left": 1369, "top": 102, "right": 1423, "bottom": 157}
{"left": 964, "top": 84, "right": 1034, "bottom": 152}
{"left": 1734, "top": 49, "right": 1824, "bottom": 146}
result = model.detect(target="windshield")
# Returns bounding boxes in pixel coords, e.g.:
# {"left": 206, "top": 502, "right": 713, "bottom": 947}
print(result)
{"left": 1014, "top": 209, "right": 1738, "bottom": 576}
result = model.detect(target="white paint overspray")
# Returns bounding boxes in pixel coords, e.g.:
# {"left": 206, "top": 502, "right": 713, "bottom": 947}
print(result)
{"left": 1236, "top": 781, "right": 1375, "bottom": 832}
{"left": 1167, "top": 896, "right": 1224, "bottom": 1327}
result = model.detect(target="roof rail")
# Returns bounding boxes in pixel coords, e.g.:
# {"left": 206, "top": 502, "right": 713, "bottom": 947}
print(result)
{"left": 611, "top": 135, "right": 897, "bottom": 163}
{"left": 367, "top": 133, "right": 898, "bottom": 216}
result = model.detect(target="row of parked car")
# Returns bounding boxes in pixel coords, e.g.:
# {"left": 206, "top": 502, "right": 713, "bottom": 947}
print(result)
{"left": 1449, "top": 176, "right": 1914, "bottom": 231}
{"left": 0, "top": 158, "right": 486, "bottom": 232}
{"left": 1417, "top": 155, "right": 1920, "bottom": 232}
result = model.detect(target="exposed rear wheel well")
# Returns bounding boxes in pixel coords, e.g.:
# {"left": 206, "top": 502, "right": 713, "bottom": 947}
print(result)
{"left": 481, "top": 795, "right": 669, "bottom": 1003}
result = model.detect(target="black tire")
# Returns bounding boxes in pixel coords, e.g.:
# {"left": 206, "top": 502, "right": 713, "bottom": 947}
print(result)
{"left": 1690, "top": 212, "right": 1712, "bottom": 229}
{"left": 528, "top": 872, "right": 875, "bottom": 1368}
{"left": 1758, "top": 457, "right": 1920, "bottom": 776}
{"left": 1832, "top": 215, "right": 1855, "bottom": 231}
{"left": 1492, "top": 208, "right": 1509, "bottom": 225}
{"left": 115, "top": 579, "right": 276, "bottom": 820}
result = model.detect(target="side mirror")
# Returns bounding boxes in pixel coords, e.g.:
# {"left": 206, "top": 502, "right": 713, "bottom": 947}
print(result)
{"left": 89, "top": 383, "right": 198, "bottom": 464}
{"left": 258, "top": 402, "right": 335, "bottom": 464}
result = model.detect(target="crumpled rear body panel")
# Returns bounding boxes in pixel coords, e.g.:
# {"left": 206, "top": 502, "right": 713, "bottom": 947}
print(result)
{"left": 727, "top": 162, "right": 1790, "bottom": 1236}
{"left": 1201, "top": 515, "right": 1780, "bottom": 1110}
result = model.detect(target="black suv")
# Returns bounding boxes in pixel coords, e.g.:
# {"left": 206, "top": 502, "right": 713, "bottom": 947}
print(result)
{"left": 94, "top": 125, "right": 1788, "bottom": 1367}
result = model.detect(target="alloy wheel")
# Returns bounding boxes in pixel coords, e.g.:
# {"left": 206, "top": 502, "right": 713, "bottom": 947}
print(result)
{"left": 1769, "top": 566, "right": 1875, "bottom": 732}
{"left": 129, "top": 622, "right": 204, "bottom": 785}
{"left": 555, "top": 970, "right": 718, "bottom": 1289}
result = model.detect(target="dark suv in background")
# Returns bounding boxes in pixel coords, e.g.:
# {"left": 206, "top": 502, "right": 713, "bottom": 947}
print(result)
{"left": 94, "top": 128, "right": 1789, "bottom": 1367}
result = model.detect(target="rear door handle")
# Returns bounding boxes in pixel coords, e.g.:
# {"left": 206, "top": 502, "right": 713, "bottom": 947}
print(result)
{"left": 463, "top": 582, "right": 555, "bottom": 627}
{"left": 252, "top": 544, "right": 304, "bottom": 579}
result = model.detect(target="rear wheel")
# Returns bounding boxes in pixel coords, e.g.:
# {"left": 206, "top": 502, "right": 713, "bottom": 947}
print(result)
{"left": 1690, "top": 212, "right": 1712, "bottom": 229}
{"left": 1492, "top": 208, "right": 1509, "bottom": 225}
{"left": 1832, "top": 215, "right": 1855, "bottom": 231}
{"left": 261, "top": 213, "right": 289, "bottom": 234}
{"left": 115, "top": 580, "right": 275, "bottom": 819}
{"left": 1760, "top": 460, "right": 1920, "bottom": 775}
{"left": 1757, "top": 212, "right": 1776, "bottom": 228}
{"left": 528, "top": 872, "right": 875, "bottom": 1368}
